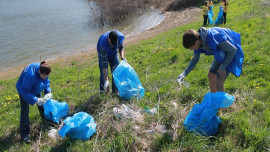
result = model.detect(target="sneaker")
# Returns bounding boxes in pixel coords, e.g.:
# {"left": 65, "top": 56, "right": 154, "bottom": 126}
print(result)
{"left": 21, "top": 136, "right": 31, "bottom": 144}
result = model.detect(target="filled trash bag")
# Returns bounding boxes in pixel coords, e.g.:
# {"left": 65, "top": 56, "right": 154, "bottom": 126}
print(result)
{"left": 215, "top": 6, "right": 223, "bottom": 25}
{"left": 184, "top": 92, "right": 235, "bottom": 136}
{"left": 43, "top": 99, "right": 69, "bottom": 124}
{"left": 208, "top": 5, "right": 214, "bottom": 25}
{"left": 113, "top": 60, "right": 145, "bottom": 100}
{"left": 58, "top": 112, "right": 96, "bottom": 140}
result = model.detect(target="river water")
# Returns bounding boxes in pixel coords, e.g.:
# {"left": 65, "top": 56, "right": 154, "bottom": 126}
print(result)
{"left": 0, "top": 0, "right": 164, "bottom": 72}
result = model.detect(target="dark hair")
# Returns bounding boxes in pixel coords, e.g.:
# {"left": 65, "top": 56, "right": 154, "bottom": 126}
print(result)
{"left": 204, "top": 1, "right": 208, "bottom": 6}
{"left": 182, "top": 29, "right": 201, "bottom": 49}
{"left": 40, "top": 61, "right": 51, "bottom": 75}
{"left": 109, "top": 31, "right": 118, "bottom": 46}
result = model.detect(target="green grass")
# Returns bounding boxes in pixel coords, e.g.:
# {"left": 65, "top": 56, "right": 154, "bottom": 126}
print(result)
{"left": 0, "top": 0, "right": 269, "bottom": 151}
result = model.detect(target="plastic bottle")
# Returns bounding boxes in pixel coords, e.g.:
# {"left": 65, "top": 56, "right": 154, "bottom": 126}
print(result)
{"left": 113, "top": 104, "right": 132, "bottom": 118}
{"left": 145, "top": 106, "right": 158, "bottom": 114}
{"left": 177, "top": 79, "right": 190, "bottom": 88}
{"left": 43, "top": 93, "right": 53, "bottom": 101}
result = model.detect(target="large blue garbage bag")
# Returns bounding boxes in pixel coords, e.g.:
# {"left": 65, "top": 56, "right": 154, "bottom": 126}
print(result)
{"left": 208, "top": 5, "right": 214, "bottom": 25}
{"left": 43, "top": 99, "right": 69, "bottom": 124}
{"left": 113, "top": 60, "right": 145, "bottom": 100}
{"left": 215, "top": 6, "right": 223, "bottom": 25}
{"left": 184, "top": 92, "right": 234, "bottom": 136}
{"left": 58, "top": 112, "right": 96, "bottom": 140}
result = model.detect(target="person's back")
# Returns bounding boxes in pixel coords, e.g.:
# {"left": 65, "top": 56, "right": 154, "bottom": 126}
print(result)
{"left": 97, "top": 31, "right": 125, "bottom": 57}
{"left": 16, "top": 62, "right": 51, "bottom": 105}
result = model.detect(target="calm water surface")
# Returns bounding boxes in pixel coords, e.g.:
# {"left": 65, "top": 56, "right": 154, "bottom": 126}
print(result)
{"left": 0, "top": 0, "right": 164, "bottom": 72}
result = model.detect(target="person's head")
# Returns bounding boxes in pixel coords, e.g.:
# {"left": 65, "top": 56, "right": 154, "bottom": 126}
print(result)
{"left": 39, "top": 61, "right": 51, "bottom": 79}
{"left": 108, "top": 31, "right": 118, "bottom": 47}
{"left": 222, "top": 0, "right": 226, "bottom": 4}
{"left": 204, "top": 1, "right": 208, "bottom": 6}
{"left": 182, "top": 29, "right": 201, "bottom": 50}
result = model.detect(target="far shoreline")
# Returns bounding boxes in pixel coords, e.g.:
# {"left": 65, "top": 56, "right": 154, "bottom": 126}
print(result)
{"left": 0, "top": 7, "right": 200, "bottom": 80}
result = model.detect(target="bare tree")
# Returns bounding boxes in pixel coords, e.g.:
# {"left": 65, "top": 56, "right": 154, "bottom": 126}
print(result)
{"left": 88, "top": 0, "right": 148, "bottom": 26}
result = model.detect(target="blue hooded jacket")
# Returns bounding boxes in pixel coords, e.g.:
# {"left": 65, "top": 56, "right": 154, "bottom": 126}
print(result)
{"left": 16, "top": 63, "right": 52, "bottom": 105}
{"left": 195, "top": 27, "right": 244, "bottom": 77}
{"left": 97, "top": 31, "right": 125, "bottom": 57}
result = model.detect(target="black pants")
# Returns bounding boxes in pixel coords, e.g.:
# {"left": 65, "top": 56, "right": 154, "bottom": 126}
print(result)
{"left": 223, "top": 12, "right": 227, "bottom": 24}
{"left": 19, "top": 94, "right": 44, "bottom": 140}
{"left": 203, "top": 15, "right": 208, "bottom": 26}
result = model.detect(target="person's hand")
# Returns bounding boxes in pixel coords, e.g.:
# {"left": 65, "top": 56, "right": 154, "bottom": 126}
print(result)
{"left": 177, "top": 73, "right": 185, "bottom": 82}
{"left": 121, "top": 56, "right": 126, "bottom": 60}
{"left": 177, "top": 73, "right": 185, "bottom": 87}
{"left": 104, "top": 80, "right": 110, "bottom": 92}
{"left": 37, "top": 98, "right": 46, "bottom": 106}
{"left": 218, "top": 69, "right": 226, "bottom": 81}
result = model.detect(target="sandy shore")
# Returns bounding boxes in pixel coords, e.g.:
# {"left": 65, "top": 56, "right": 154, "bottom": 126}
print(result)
{"left": 0, "top": 7, "right": 200, "bottom": 80}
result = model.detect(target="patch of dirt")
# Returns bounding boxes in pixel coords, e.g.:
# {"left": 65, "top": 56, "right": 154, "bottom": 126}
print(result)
{"left": 0, "top": 7, "right": 201, "bottom": 80}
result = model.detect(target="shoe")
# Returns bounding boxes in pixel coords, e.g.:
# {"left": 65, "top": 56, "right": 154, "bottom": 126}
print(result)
{"left": 21, "top": 136, "right": 31, "bottom": 144}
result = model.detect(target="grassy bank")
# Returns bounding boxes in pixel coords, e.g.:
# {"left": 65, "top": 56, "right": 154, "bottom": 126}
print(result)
{"left": 0, "top": 0, "right": 269, "bottom": 151}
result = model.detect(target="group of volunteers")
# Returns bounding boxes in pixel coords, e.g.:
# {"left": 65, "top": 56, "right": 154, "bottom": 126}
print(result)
{"left": 16, "top": 0, "right": 243, "bottom": 143}
{"left": 203, "top": 0, "right": 229, "bottom": 26}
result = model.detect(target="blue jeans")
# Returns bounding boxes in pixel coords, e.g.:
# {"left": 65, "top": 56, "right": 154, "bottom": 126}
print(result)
{"left": 19, "top": 94, "right": 44, "bottom": 140}
{"left": 98, "top": 53, "right": 119, "bottom": 93}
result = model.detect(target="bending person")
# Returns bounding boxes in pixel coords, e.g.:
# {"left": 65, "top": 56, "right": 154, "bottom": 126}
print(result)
{"left": 16, "top": 61, "right": 52, "bottom": 143}
{"left": 97, "top": 31, "right": 126, "bottom": 93}
{"left": 178, "top": 27, "right": 244, "bottom": 92}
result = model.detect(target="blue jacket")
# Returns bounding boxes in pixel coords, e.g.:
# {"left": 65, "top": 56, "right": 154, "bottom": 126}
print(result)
{"left": 183, "top": 27, "right": 244, "bottom": 77}
{"left": 16, "top": 63, "right": 52, "bottom": 105}
{"left": 206, "top": 27, "right": 244, "bottom": 77}
{"left": 97, "top": 31, "right": 125, "bottom": 57}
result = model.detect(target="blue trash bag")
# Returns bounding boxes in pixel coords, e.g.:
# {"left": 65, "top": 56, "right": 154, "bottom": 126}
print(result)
{"left": 112, "top": 60, "right": 145, "bottom": 100}
{"left": 184, "top": 92, "right": 235, "bottom": 136}
{"left": 58, "top": 112, "right": 96, "bottom": 140}
{"left": 215, "top": 6, "right": 223, "bottom": 25}
{"left": 43, "top": 99, "right": 69, "bottom": 124}
{"left": 208, "top": 5, "right": 214, "bottom": 25}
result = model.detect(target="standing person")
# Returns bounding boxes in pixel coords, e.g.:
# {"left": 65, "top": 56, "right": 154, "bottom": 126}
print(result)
{"left": 203, "top": 1, "right": 209, "bottom": 26}
{"left": 222, "top": 0, "right": 229, "bottom": 24}
{"left": 177, "top": 27, "right": 244, "bottom": 93}
{"left": 97, "top": 30, "right": 126, "bottom": 93}
{"left": 16, "top": 61, "right": 52, "bottom": 143}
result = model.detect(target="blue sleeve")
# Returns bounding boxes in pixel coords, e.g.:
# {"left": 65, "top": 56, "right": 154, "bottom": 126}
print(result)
{"left": 20, "top": 69, "right": 38, "bottom": 105}
{"left": 183, "top": 52, "right": 200, "bottom": 76}
{"left": 217, "top": 40, "right": 237, "bottom": 70}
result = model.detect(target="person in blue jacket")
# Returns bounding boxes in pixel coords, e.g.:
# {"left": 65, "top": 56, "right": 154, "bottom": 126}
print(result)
{"left": 177, "top": 27, "right": 244, "bottom": 92}
{"left": 97, "top": 30, "right": 126, "bottom": 93}
{"left": 16, "top": 61, "right": 52, "bottom": 143}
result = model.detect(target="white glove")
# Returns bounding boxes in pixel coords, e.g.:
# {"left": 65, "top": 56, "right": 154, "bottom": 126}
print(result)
{"left": 37, "top": 98, "right": 46, "bottom": 106}
{"left": 104, "top": 80, "right": 110, "bottom": 92}
{"left": 44, "top": 93, "right": 53, "bottom": 101}
{"left": 177, "top": 73, "right": 185, "bottom": 83}
{"left": 177, "top": 73, "right": 190, "bottom": 88}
